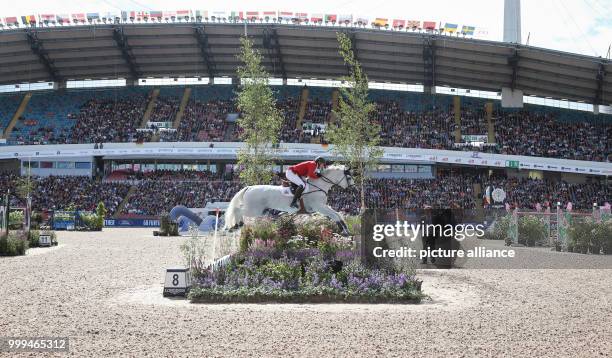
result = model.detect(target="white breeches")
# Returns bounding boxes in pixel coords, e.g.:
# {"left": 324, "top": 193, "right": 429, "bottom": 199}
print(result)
{"left": 286, "top": 169, "right": 306, "bottom": 188}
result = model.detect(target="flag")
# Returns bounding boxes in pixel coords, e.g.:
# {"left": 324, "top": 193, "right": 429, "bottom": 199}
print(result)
{"left": 87, "top": 13, "right": 100, "bottom": 21}
{"left": 444, "top": 23, "right": 458, "bottom": 33}
{"left": 295, "top": 12, "right": 308, "bottom": 22}
{"left": 566, "top": 202, "right": 573, "bottom": 211}
{"left": 476, "top": 27, "right": 489, "bottom": 36}
{"left": 246, "top": 11, "right": 259, "bottom": 20}
{"left": 194, "top": 10, "right": 208, "bottom": 19}
{"left": 163, "top": 11, "right": 177, "bottom": 20}
{"left": 278, "top": 11, "right": 293, "bottom": 21}
{"left": 137, "top": 11, "right": 151, "bottom": 20}
{"left": 150, "top": 11, "right": 162, "bottom": 19}
{"left": 121, "top": 11, "right": 128, "bottom": 20}
{"left": 4, "top": 16, "right": 18, "bottom": 25}
{"left": 423, "top": 21, "right": 436, "bottom": 30}
{"left": 102, "top": 12, "right": 118, "bottom": 22}
{"left": 373, "top": 18, "right": 388, "bottom": 27}
{"left": 324, "top": 14, "right": 337, "bottom": 22}
{"left": 461, "top": 25, "right": 475, "bottom": 35}
{"left": 310, "top": 13, "right": 323, "bottom": 23}
{"left": 338, "top": 14, "right": 352, "bottom": 24}
{"left": 407, "top": 20, "right": 420, "bottom": 29}
{"left": 263, "top": 11, "right": 276, "bottom": 20}
{"left": 355, "top": 16, "right": 368, "bottom": 25}
{"left": 392, "top": 19, "right": 406, "bottom": 29}
{"left": 211, "top": 11, "right": 226, "bottom": 20}
{"left": 56, "top": 14, "right": 70, "bottom": 24}
{"left": 21, "top": 15, "right": 36, "bottom": 25}
{"left": 40, "top": 14, "right": 56, "bottom": 23}
{"left": 71, "top": 13, "right": 86, "bottom": 23}
{"left": 230, "top": 11, "right": 243, "bottom": 20}
{"left": 176, "top": 10, "right": 191, "bottom": 19}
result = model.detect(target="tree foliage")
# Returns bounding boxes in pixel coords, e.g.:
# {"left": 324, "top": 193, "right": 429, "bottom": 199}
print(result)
{"left": 14, "top": 176, "right": 36, "bottom": 200}
{"left": 327, "top": 32, "right": 383, "bottom": 210}
{"left": 235, "top": 37, "right": 283, "bottom": 185}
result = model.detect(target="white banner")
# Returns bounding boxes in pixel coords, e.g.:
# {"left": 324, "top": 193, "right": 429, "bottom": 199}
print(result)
{"left": 2, "top": 142, "right": 611, "bottom": 176}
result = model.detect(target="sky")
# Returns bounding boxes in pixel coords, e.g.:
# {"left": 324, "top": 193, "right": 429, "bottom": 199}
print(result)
{"left": 2, "top": 0, "right": 611, "bottom": 58}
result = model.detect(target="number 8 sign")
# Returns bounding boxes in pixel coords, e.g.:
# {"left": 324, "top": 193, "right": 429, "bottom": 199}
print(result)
{"left": 163, "top": 267, "right": 192, "bottom": 297}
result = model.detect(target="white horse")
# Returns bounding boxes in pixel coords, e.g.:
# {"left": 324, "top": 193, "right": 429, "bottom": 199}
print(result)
{"left": 224, "top": 165, "right": 354, "bottom": 235}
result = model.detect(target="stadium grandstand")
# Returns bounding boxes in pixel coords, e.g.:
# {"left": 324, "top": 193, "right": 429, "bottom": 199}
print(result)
{"left": 0, "top": 6, "right": 610, "bottom": 226}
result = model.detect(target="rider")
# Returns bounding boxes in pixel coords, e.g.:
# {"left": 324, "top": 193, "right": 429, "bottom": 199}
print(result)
{"left": 286, "top": 157, "right": 327, "bottom": 209}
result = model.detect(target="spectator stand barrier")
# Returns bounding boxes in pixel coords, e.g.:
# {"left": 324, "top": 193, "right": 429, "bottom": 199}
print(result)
{"left": 52, "top": 211, "right": 77, "bottom": 230}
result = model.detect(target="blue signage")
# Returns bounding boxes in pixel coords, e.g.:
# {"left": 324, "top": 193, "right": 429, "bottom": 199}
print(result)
{"left": 104, "top": 219, "right": 160, "bottom": 227}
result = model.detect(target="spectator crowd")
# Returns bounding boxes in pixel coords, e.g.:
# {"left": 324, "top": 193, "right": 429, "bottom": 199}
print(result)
{"left": 1, "top": 170, "right": 608, "bottom": 218}
{"left": 7, "top": 90, "right": 609, "bottom": 162}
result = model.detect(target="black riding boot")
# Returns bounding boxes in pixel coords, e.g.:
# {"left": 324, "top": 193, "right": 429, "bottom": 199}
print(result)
{"left": 290, "top": 185, "right": 305, "bottom": 208}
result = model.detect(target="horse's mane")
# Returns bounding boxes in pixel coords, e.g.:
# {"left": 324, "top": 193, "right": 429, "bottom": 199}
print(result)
{"left": 324, "top": 164, "right": 347, "bottom": 172}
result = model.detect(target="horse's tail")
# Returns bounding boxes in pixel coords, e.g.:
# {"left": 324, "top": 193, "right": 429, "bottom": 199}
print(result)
{"left": 224, "top": 187, "right": 248, "bottom": 230}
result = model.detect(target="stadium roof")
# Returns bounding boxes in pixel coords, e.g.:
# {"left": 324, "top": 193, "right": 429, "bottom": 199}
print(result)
{"left": 0, "top": 23, "right": 610, "bottom": 105}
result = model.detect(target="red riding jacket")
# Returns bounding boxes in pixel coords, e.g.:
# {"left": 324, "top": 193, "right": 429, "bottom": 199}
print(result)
{"left": 288, "top": 161, "right": 320, "bottom": 179}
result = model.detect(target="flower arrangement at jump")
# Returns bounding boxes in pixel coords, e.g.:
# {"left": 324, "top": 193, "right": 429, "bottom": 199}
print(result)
{"left": 187, "top": 215, "right": 424, "bottom": 303}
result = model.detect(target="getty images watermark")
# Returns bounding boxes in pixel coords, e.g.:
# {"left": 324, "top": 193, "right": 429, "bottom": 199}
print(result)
{"left": 371, "top": 219, "right": 515, "bottom": 260}
{"left": 360, "top": 208, "right": 612, "bottom": 269}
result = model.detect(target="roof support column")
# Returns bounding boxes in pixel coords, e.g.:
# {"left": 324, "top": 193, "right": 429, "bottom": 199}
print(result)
{"left": 194, "top": 26, "right": 216, "bottom": 81}
{"left": 112, "top": 26, "right": 140, "bottom": 80}
{"left": 25, "top": 29, "right": 61, "bottom": 82}
{"left": 594, "top": 62, "right": 605, "bottom": 114}
{"left": 501, "top": 48, "right": 523, "bottom": 108}
{"left": 423, "top": 37, "right": 436, "bottom": 94}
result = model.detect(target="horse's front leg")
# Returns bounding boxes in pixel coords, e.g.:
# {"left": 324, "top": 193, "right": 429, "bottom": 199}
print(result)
{"left": 314, "top": 205, "right": 350, "bottom": 236}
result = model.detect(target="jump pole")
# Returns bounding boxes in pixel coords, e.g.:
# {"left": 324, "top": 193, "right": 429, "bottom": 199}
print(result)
{"left": 213, "top": 208, "right": 220, "bottom": 257}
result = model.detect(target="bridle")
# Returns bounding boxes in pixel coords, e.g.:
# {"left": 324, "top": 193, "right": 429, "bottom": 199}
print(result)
{"left": 305, "top": 168, "right": 354, "bottom": 197}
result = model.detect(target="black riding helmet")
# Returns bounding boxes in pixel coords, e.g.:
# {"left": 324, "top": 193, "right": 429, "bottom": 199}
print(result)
{"left": 314, "top": 156, "right": 327, "bottom": 165}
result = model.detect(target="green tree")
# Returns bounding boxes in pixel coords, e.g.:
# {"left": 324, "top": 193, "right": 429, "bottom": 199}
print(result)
{"left": 14, "top": 176, "right": 36, "bottom": 201}
{"left": 95, "top": 202, "right": 107, "bottom": 231}
{"left": 235, "top": 37, "right": 283, "bottom": 185}
{"left": 326, "top": 32, "right": 383, "bottom": 210}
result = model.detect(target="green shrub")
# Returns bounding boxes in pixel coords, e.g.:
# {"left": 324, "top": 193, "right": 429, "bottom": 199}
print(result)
{"left": 9, "top": 211, "right": 24, "bottom": 230}
{"left": 239, "top": 226, "right": 254, "bottom": 253}
{"left": 80, "top": 213, "right": 99, "bottom": 231}
{"left": 486, "top": 214, "right": 512, "bottom": 241}
{"left": 345, "top": 215, "right": 361, "bottom": 235}
{"left": 239, "top": 220, "right": 277, "bottom": 252}
{"left": 518, "top": 215, "right": 547, "bottom": 247}
{"left": 599, "top": 220, "right": 612, "bottom": 254}
{"left": 95, "top": 202, "right": 106, "bottom": 230}
{"left": 568, "top": 219, "right": 595, "bottom": 254}
{"left": 28, "top": 229, "right": 40, "bottom": 247}
{"left": 159, "top": 214, "right": 178, "bottom": 236}
{"left": 568, "top": 219, "right": 611, "bottom": 254}
{"left": 296, "top": 216, "right": 336, "bottom": 241}
{"left": 275, "top": 215, "right": 296, "bottom": 249}
{"left": 259, "top": 260, "right": 301, "bottom": 283}
{"left": 0, "top": 231, "right": 28, "bottom": 256}
{"left": 30, "top": 212, "right": 43, "bottom": 229}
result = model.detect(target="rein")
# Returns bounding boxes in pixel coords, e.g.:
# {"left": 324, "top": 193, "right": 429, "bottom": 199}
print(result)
{"left": 303, "top": 171, "right": 351, "bottom": 197}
